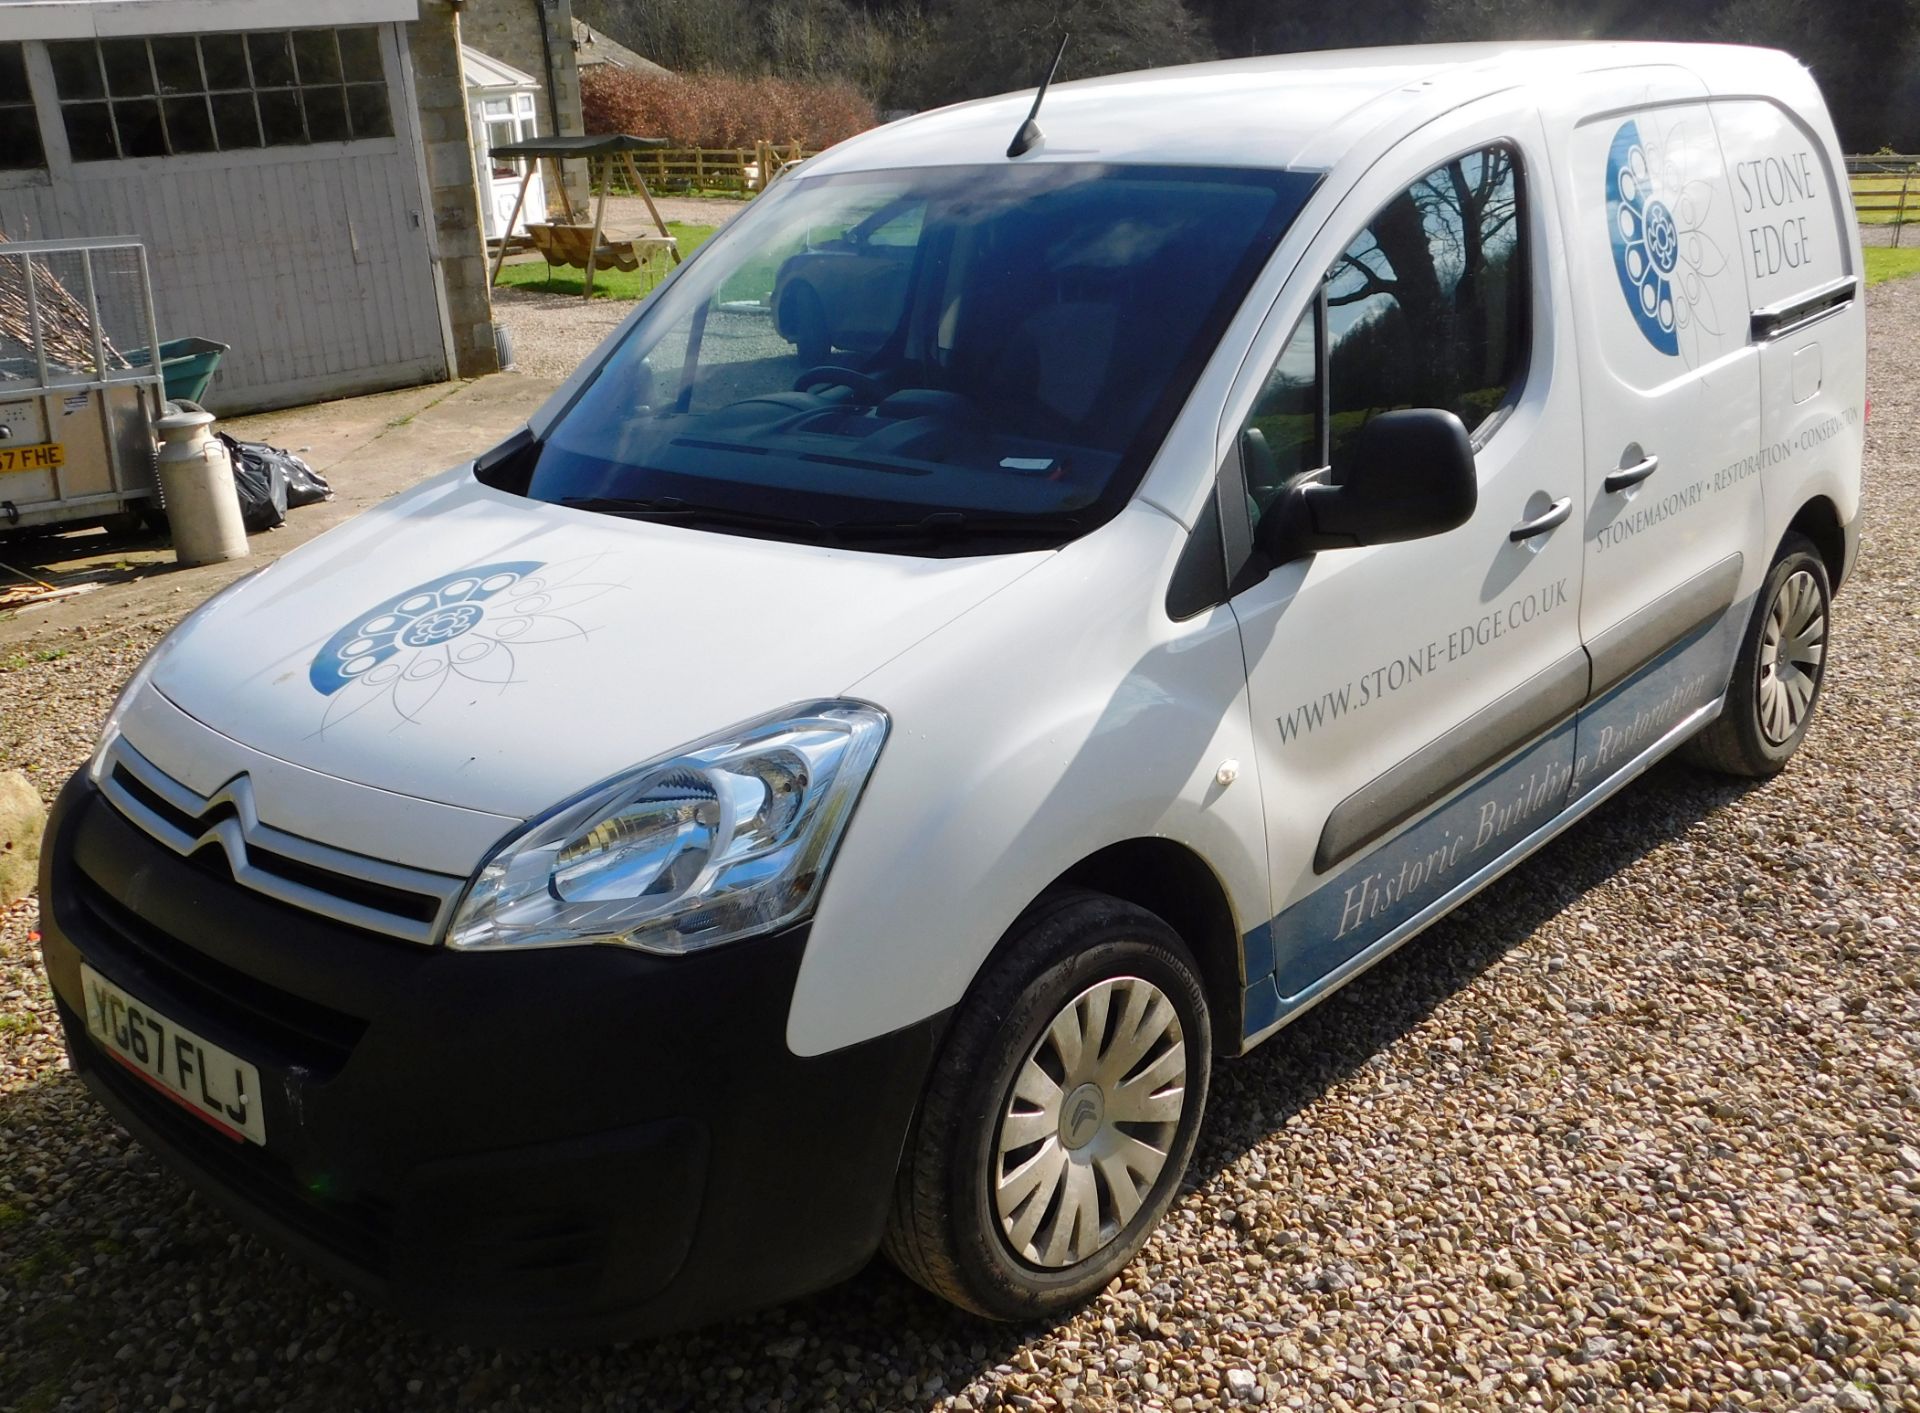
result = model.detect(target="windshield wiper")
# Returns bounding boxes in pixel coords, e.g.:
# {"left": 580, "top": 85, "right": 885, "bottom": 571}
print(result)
{"left": 831, "top": 511, "right": 1074, "bottom": 543}
{"left": 558, "top": 498, "right": 1071, "bottom": 549}
{"left": 556, "top": 495, "right": 829, "bottom": 538}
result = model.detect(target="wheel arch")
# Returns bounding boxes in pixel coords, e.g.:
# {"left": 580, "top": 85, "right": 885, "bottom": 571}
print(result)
{"left": 1784, "top": 495, "right": 1847, "bottom": 590}
{"left": 1044, "top": 838, "right": 1248, "bottom": 1057}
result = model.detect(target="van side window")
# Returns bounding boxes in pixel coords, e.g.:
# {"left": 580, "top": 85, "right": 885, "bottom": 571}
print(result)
{"left": 1242, "top": 307, "right": 1320, "bottom": 521}
{"left": 1238, "top": 146, "right": 1527, "bottom": 532}
{"left": 1327, "top": 146, "right": 1526, "bottom": 475}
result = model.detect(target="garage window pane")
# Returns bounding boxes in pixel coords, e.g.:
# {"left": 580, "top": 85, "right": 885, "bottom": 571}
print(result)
{"left": 101, "top": 38, "right": 155, "bottom": 97}
{"left": 248, "top": 33, "right": 296, "bottom": 88}
{"left": 338, "top": 28, "right": 382, "bottom": 83}
{"left": 0, "top": 45, "right": 43, "bottom": 171}
{"left": 210, "top": 92, "right": 262, "bottom": 149}
{"left": 304, "top": 85, "right": 350, "bottom": 143}
{"left": 163, "top": 95, "right": 216, "bottom": 154}
{"left": 61, "top": 102, "right": 117, "bottom": 161}
{"left": 200, "top": 34, "right": 250, "bottom": 90}
{"left": 346, "top": 82, "right": 391, "bottom": 139}
{"left": 257, "top": 87, "right": 305, "bottom": 146}
{"left": 294, "top": 30, "right": 343, "bottom": 85}
{"left": 0, "top": 106, "right": 45, "bottom": 172}
{"left": 113, "top": 98, "right": 166, "bottom": 157}
{"left": 151, "top": 37, "right": 203, "bottom": 94}
{"left": 49, "top": 41, "right": 105, "bottom": 100}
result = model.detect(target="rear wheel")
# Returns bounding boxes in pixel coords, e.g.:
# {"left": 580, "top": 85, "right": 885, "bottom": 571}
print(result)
{"left": 883, "top": 891, "right": 1210, "bottom": 1320}
{"left": 1682, "top": 533, "right": 1831, "bottom": 776}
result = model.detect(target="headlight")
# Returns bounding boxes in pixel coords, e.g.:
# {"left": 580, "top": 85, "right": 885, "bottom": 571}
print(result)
{"left": 447, "top": 700, "right": 888, "bottom": 954}
{"left": 88, "top": 568, "right": 262, "bottom": 784}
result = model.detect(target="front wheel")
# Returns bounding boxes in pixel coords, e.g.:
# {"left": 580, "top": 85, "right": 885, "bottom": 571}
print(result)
{"left": 883, "top": 891, "right": 1211, "bottom": 1320}
{"left": 1682, "top": 532, "right": 1831, "bottom": 776}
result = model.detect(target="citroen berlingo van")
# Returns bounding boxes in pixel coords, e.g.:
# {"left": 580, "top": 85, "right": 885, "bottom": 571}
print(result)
{"left": 39, "top": 41, "right": 1864, "bottom": 1339}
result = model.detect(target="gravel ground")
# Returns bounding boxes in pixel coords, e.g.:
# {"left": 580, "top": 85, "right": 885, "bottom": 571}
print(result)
{"left": 493, "top": 194, "right": 747, "bottom": 381}
{"left": 492, "top": 288, "right": 635, "bottom": 381}
{"left": 1, "top": 278, "right": 1918, "bottom": 1409}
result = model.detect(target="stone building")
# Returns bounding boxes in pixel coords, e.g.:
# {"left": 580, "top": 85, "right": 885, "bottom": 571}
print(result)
{"left": 456, "top": 0, "right": 587, "bottom": 211}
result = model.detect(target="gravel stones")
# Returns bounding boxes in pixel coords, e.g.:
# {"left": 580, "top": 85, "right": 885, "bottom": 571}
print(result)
{"left": 1, "top": 274, "right": 1918, "bottom": 1410}
{"left": 492, "top": 194, "right": 744, "bottom": 382}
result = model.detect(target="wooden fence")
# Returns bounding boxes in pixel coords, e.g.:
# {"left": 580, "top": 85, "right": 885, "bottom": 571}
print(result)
{"left": 1847, "top": 154, "right": 1920, "bottom": 246}
{"left": 598, "top": 142, "right": 819, "bottom": 196}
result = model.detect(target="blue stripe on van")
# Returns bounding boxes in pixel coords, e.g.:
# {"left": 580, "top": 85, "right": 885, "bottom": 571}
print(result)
{"left": 1241, "top": 601, "right": 1747, "bottom": 1042}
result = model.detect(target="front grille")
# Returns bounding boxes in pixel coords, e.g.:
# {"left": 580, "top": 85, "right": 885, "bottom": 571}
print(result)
{"left": 72, "top": 870, "right": 366, "bottom": 1076}
{"left": 96, "top": 737, "right": 465, "bottom": 945}
{"left": 66, "top": 997, "right": 393, "bottom": 1277}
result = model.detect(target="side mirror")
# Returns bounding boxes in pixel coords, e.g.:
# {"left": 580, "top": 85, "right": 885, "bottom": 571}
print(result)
{"left": 1255, "top": 408, "right": 1478, "bottom": 563}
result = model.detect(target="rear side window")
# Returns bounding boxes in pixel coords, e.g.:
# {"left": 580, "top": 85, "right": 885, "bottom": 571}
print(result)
{"left": 1238, "top": 145, "right": 1528, "bottom": 527}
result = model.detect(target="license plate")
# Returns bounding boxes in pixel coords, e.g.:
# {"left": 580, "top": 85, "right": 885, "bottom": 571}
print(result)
{"left": 0, "top": 442, "right": 64, "bottom": 475}
{"left": 80, "top": 964, "right": 266, "bottom": 1145}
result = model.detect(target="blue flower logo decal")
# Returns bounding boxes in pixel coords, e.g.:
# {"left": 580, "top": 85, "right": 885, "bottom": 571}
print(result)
{"left": 1605, "top": 118, "right": 1727, "bottom": 362}
{"left": 309, "top": 556, "right": 622, "bottom": 732}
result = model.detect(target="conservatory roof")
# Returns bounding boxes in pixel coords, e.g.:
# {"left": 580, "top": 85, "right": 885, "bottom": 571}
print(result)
{"left": 463, "top": 45, "right": 538, "bottom": 93}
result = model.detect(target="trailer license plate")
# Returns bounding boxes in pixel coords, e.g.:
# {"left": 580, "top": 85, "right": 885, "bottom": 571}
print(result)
{"left": 0, "top": 442, "right": 64, "bottom": 475}
{"left": 80, "top": 964, "right": 266, "bottom": 1145}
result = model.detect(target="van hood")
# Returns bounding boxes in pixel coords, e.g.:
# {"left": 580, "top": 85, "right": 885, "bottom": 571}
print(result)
{"left": 148, "top": 470, "right": 1043, "bottom": 820}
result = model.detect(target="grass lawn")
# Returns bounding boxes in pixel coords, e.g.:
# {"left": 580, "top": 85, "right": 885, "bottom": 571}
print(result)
{"left": 495, "top": 222, "right": 717, "bottom": 300}
{"left": 1863, "top": 246, "right": 1920, "bottom": 286}
{"left": 1851, "top": 174, "right": 1917, "bottom": 225}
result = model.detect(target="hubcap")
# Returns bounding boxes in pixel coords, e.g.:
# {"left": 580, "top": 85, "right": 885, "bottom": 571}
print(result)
{"left": 993, "top": 976, "right": 1187, "bottom": 1269}
{"left": 1758, "top": 568, "right": 1826, "bottom": 744}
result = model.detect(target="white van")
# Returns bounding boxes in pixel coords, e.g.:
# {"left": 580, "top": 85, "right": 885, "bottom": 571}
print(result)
{"left": 39, "top": 42, "right": 1863, "bottom": 1339}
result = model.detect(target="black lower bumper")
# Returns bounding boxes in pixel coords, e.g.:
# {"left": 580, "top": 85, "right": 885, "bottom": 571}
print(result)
{"left": 37, "top": 769, "right": 942, "bottom": 1343}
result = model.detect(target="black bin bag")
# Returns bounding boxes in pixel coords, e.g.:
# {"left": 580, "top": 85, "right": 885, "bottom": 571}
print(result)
{"left": 217, "top": 434, "right": 333, "bottom": 532}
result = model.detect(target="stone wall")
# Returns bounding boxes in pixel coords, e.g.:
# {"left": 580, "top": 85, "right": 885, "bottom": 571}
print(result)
{"left": 460, "top": 0, "right": 589, "bottom": 213}
{"left": 409, "top": 2, "right": 499, "bottom": 379}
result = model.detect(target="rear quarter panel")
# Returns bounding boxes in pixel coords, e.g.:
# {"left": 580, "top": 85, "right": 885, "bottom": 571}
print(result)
{"left": 1696, "top": 51, "right": 1867, "bottom": 566}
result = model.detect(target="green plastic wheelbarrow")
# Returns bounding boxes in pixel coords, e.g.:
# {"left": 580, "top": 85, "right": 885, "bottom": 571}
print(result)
{"left": 126, "top": 337, "right": 230, "bottom": 403}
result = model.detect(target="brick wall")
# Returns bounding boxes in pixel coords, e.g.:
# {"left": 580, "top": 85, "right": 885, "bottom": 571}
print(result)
{"left": 409, "top": 2, "right": 499, "bottom": 379}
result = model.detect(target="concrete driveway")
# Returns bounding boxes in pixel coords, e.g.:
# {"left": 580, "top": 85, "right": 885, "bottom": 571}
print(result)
{"left": 0, "top": 371, "right": 561, "bottom": 651}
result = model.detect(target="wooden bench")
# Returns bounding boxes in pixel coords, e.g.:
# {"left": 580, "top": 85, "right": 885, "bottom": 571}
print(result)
{"left": 525, "top": 224, "right": 678, "bottom": 288}
{"left": 486, "top": 141, "right": 682, "bottom": 298}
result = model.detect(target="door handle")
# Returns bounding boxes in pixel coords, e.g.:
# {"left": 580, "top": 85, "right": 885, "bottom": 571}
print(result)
{"left": 1509, "top": 497, "right": 1572, "bottom": 542}
{"left": 1604, "top": 454, "right": 1659, "bottom": 494}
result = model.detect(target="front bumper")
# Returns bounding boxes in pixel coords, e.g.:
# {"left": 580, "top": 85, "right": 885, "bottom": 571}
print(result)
{"left": 38, "top": 769, "right": 942, "bottom": 1342}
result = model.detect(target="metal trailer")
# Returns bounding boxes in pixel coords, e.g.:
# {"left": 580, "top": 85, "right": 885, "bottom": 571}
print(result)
{"left": 0, "top": 237, "right": 166, "bottom": 535}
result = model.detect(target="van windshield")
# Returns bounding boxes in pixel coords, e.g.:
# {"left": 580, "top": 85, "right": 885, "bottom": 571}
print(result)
{"left": 513, "top": 163, "right": 1317, "bottom": 553}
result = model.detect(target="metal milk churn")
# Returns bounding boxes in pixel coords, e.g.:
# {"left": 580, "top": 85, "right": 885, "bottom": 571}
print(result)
{"left": 153, "top": 409, "right": 249, "bottom": 566}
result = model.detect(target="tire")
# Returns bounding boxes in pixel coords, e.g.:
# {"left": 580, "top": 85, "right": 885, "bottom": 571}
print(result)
{"left": 1681, "top": 532, "right": 1831, "bottom": 777}
{"left": 883, "top": 890, "right": 1211, "bottom": 1321}
{"left": 780, "top": 283, "right": 829, "bottom": 365}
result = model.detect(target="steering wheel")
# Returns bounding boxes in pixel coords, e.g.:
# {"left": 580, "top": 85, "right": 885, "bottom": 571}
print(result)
{"left": 793, "top": 365, "right": 887, "bottom": 404}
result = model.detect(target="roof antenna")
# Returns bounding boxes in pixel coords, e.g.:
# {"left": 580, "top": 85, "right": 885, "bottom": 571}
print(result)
{"left": 1007, "top": 31, "right": 1069, "bottom": 159}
